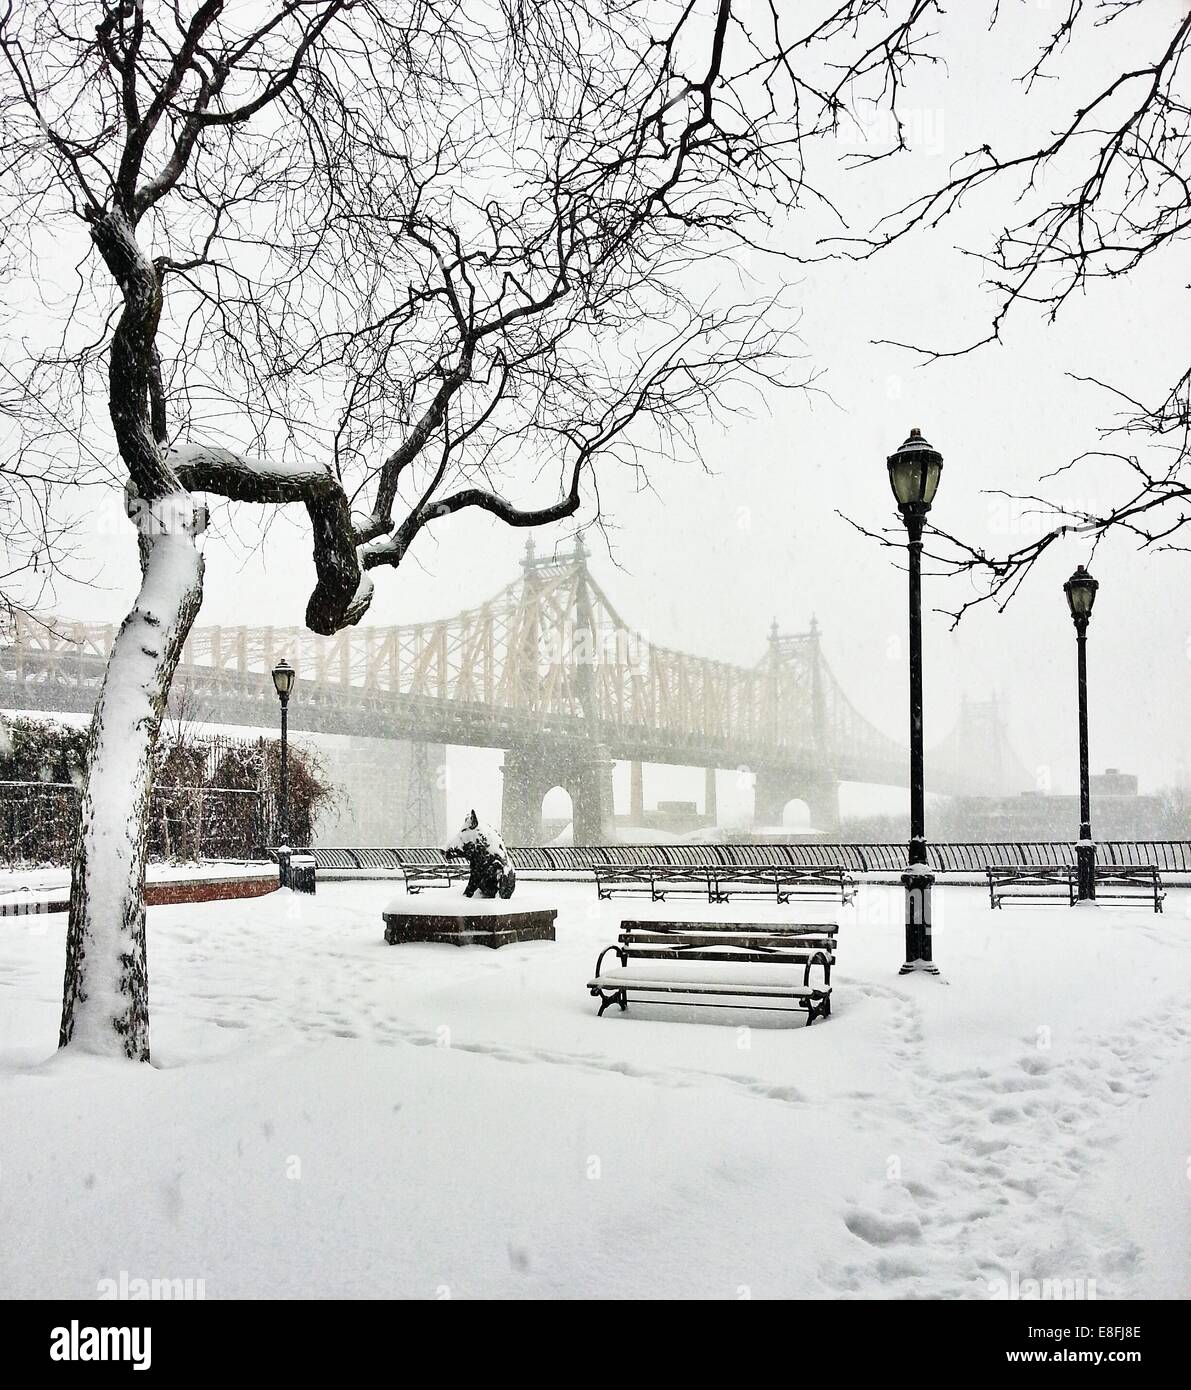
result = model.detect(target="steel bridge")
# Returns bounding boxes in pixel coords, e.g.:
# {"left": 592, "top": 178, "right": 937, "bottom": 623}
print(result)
{"left": 0, "top": 539, "right": 1030, "bottom": 841}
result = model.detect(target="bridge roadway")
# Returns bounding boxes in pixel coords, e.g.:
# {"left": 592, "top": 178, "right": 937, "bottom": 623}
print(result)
{"left": 1, "top": 647, "right": 899, "bottom": 788}
{"left": 0, "top": 539, "right": 1029, "bottom": 842}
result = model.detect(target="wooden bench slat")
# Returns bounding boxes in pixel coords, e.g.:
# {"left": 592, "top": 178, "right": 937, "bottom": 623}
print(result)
{"left": 588, "top": 975, "right": 824, "bottom": 998}
{"left": 621, "top": 922, "right": 837, "bottom": 935}
{"left": 615, "top": 949, "right": 832, "bottom": 965}
{"left": 621, "top": 932, "right": 835, "bottom": 946}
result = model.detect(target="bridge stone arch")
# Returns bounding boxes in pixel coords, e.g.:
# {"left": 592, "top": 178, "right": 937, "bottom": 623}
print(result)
{"left": 501, "top": 741, "right": 614, "bottom": 846}
{"left": 753, "top": 765, "right": 840, "bottom": 835}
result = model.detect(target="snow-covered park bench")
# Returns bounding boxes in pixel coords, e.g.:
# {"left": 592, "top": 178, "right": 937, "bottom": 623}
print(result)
{"left": 711, "top": 864, "right": 856, "bottom": 905}
{"left": 372, "top": 847, "right": 471, "bottom": 891}
{"left": 986, "top": 861, "right": 1165, "bottom": 911}
{"left": 400, "top": 858, "right": 472, "bottom": 893}
{"left": 587, "top": 920, "right": 837, "bottom": 1025}
{"left": 985, "top": 863, "right": 1073, "bottom": 907}
{"left": 593, "top": 864, "right": 714, "bottom": 900}
{"left": 594, "top": 862, "right": 855, "bottom": 905}
{"left": 1090, "top": 863, "right": 1165, "bottom": 911}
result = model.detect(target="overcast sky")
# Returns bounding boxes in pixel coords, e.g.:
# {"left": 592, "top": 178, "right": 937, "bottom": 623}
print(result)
{"left": 28, "top": 0, "right": 1191, "bottom": 821}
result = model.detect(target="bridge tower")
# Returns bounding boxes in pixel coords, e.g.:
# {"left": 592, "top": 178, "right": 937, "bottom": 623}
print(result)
{"left": 499, "top": 537, "right": 614, "bottom": 844}
{"left": 929, "top": 692, "right": 1032, "bottom": 797}
{"left": 753, "top": 616, "right": 840, "bottom": 834}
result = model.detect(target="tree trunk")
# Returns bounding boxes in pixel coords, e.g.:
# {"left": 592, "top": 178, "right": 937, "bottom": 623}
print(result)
{"left": 59, "top": 498, "right": 205, "bottom": 1061}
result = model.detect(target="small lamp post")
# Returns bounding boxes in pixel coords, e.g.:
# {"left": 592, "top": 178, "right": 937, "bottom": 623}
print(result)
{"left": 887, "top": 427, "right": 943, "bottom": 975}
{"left": 271, "top": 658, "right": 296, "bottom": 850}
{"left": 1063, "top": 565, "right": 1099, "bottom": 901}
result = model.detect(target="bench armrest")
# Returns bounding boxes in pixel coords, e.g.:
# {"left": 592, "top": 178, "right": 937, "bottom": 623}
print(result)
{"left": 803, "top": 949, "right": 831, "bottom": 989}
{"left": 593, "top": 944, "right": 625, "bottom": 976}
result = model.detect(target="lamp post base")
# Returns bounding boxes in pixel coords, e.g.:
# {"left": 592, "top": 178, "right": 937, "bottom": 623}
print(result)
{"left": 899, "top": 958, "right": 941, "bottom": 976}
{"left": 900, "top": 867, "right": 937, "bottom": 977}
{"left": 1075, "top": 840, "right": 1097, "bottom": 902}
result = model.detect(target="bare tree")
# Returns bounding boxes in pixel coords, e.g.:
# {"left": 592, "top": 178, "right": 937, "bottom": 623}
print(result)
{"left": 830, "top": 1, "right": 1191, "bottom": 617}
{"left": 0, "top": 297, "right": 101, "bottom": 629}
{"left": 0, "top": 0, "right": 942, "bottom": 1059}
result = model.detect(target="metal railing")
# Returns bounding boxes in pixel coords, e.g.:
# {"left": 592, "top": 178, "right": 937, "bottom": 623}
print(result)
{"left": 297, "top": 840, "right": 1191, "bottom": 876}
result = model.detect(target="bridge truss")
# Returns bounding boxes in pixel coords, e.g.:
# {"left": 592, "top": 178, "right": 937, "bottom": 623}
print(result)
{"left": 0, "top": 540, "right": 1023, "bottom": 796}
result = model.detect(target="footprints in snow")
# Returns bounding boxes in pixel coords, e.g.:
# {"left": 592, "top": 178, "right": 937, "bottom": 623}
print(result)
{"left": 828, "top": 994, "right": 1191, "bottom": 1298}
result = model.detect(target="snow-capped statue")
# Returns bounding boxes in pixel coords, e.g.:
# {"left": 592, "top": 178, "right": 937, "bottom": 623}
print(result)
{"left": 445, "top": 811, "right": 517, "bottom": 900}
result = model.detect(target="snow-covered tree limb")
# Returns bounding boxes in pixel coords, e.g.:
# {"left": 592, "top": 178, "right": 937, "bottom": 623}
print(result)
{"left": 0, "top": 0, "right": 945, "bottom": 1058}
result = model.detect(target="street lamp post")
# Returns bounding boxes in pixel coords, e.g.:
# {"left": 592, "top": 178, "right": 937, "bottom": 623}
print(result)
{"left": 271, "top": 658, "right": 296, "bottom": 852}
{"left": 1064, "top": 565, "right": 1099, "bottom": 901}
{"left": 887, "top": 427, "right": 944, "bottom": 976}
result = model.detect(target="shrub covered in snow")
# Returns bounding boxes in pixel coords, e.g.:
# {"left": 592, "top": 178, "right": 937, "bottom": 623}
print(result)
{"left": 0, "top": 715, "right": 339, "bottom": 864}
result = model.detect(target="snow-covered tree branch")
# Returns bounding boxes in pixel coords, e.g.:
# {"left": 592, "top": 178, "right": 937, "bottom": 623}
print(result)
{"left": 0, "top": 0, "right": 944, "bottom": 1058}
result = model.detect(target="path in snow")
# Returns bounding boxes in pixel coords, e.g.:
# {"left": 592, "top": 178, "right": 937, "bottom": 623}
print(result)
{"left": 823, "top": 980, "right": 1191, "bottom": 1297}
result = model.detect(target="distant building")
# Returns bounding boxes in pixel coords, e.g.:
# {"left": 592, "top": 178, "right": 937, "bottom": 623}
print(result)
{"left": 614, "top": 798, "right": 710, "bottom": 838}
{"left": 945, "top": 768, "right": 1164, "bottom": 840}
{"left": 1090, "top": 768, "right": 1137, "bottom": 797}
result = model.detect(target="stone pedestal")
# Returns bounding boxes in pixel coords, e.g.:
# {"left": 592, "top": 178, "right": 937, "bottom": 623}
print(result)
{"left": 383, "top": 905, "right": 557, "bottom": 948}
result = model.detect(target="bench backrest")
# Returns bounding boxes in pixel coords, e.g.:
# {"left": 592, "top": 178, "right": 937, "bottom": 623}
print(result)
{"left": 595, "top": 864, "right": 711, "bottom": 879}
{"left": 986, "top": 864, "right": 1071, "bottom": 880}
{"left": 598, "top": 863, "right": 847, "bottom": 881}
{"left": 394, "top": 848, "right": 454, "bottom": 867}
{"left": 619, "top": 920, "right": 837, "bottom": 967}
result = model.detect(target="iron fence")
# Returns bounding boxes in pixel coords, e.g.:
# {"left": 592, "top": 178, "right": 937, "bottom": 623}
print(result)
{"left": 0, "top": 780, "right": 266, "bottom": 866}
{"left": 302, "top": 840, "right": 1191, "bottom": 876}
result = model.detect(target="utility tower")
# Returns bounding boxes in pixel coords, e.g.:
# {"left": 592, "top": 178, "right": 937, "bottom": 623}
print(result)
{"left": 403, "top": 740, "right": 438, "bottom": 843}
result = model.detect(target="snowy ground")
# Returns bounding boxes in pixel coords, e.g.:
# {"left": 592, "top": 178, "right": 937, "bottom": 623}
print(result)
{"left": 1, "top": 879, "right": 1189, "bottom": 1300}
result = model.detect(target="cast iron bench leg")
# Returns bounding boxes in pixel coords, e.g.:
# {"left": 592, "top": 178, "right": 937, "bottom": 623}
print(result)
{"left": 596, "top": 988, "right": 628, "bottom": 1016}
{"left": 805, "top": 995, "right": 830, "bottom": 1026}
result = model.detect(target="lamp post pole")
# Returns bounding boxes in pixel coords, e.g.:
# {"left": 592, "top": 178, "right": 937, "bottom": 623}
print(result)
{"left": 271, "top": 659, "right": 296, "bottom": 857}
{"left": 1075, "top": 619, "right": 1093, "bottom": 900}
{"left": 887, "top": 427, "right": 944, "bottom": 976}
{"left": 278, "top": 689, "right": 290, "bottom": 847}
{"left": 1064, "top": 566, "right": 1099, "bottom": 901}
{"left": 906, "top": 503, "right": 928, "bottom": 873}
